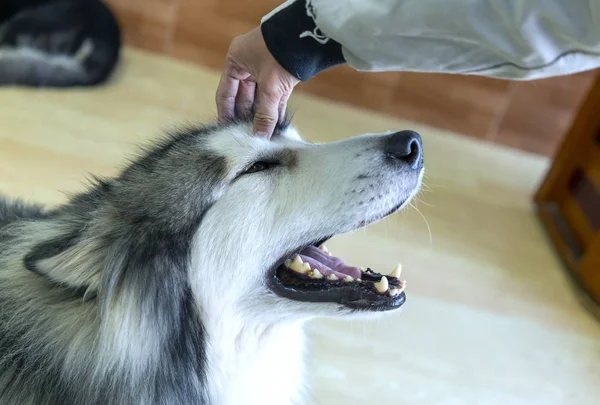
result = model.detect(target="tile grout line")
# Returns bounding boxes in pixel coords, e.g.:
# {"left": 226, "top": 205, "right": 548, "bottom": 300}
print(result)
{"left": 485, "top": 81, "right": 519, "bottom": 142}
{"left": 164, "top": 0, "right": 183, "bottom": 54}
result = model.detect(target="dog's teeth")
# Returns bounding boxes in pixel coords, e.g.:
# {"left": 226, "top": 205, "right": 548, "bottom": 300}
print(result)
{"left": 290, "top": 256, "right": 305, "bottom": 273}
{"left": 399, "top": 280, "right": 407, "bottom": 292}
{"left": 284, "top": 259, "right": 292, "bottom": 268}
{"left": 356, "top": 278, "right": 362, "bottom": 282}
{"left": 374, "top": 276, "right": 389, "bottom": 293}
{"left": 327, "top": 274, "right": 338, "bottom": 281}
{"left": 311, "top": 269, "right": 324, "bottom": 279}
{"left": 319, "top": 245, "right": 331, "bottom": 255}
{"left": 343, "top": 276, "right": 354, "bottom": 282}
{"left": 389, "top": 264, "right": 402, "bottom": 279}
{"left": 301, "top": 262, "right": 312, "bottom": 272}
{"left": 389, "top": 288, "right": 400, "bottom": 296}
{"left": 360, "top": 267, "right": 366, "bottom": 272}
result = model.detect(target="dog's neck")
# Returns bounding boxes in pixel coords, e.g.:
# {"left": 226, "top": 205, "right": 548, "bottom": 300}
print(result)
{"left": 201, "top": 308, "right": 308, "bottom": 405}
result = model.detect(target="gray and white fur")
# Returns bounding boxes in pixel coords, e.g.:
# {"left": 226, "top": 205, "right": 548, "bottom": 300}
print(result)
{"left": 0, "top": 0, "right": 120, "bottom": 87}
{"left": 0, "top": 118, "right": 423, "bottom": 404}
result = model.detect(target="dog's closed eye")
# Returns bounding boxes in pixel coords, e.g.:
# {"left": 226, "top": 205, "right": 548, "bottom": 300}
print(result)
{"left": 242, "top": 161, "right": 279, "bottom": 175}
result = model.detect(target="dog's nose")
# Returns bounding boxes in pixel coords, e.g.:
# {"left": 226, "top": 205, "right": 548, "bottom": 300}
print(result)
{"left": 385, "top": 130, "right": 423, "bottom": 169}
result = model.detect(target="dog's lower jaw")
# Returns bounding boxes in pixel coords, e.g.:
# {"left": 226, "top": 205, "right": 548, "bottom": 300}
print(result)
{"left": 203, "top": 318, "right": 308, "bottom": 405}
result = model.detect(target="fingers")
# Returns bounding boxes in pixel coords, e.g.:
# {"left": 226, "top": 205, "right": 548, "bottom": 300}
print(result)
{"left": 217, "top": 27, "right": 299, "bottom": 137}
{"left": 218, "top": 70, "right": 292, "bottom": 137}
{"left": 253, "top": 87, "right": 282, "bottom": 138}
{"left": 278, "top": 92, "right": 291, "bottom": 123}
{"left": 216, "top": 71, "right": 239, "bottom": 123}
{"left": 235, "top": 79, "right": 257, "bottom": 118}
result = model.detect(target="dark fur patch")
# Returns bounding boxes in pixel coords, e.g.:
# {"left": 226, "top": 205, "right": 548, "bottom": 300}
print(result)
{"left": 0, "top": 197, "right": 48, "bottom": 227}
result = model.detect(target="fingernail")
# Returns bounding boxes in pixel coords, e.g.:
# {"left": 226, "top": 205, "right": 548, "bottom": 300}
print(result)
{"left": 255, "top": 132, "right": 269, "bottom": 138}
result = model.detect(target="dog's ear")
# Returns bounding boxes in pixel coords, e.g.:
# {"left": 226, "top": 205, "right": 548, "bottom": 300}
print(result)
{"left": 24, "top": 225, "right": 104, "bottom": 298}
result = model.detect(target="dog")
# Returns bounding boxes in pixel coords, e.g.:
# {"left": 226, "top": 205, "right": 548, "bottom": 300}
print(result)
{"left": 0, "top": 117, "right": 424, "bottom": 404}
{"left": 0, "top": 0, "right": 120, "bottom": 87}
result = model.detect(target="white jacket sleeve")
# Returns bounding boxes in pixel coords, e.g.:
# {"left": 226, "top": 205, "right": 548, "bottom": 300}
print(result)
{"left": 261, "top": 0, "right": 600, "bottom": 81}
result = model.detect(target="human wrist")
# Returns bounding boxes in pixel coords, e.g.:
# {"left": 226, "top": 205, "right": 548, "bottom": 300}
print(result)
{"left": 260, "top": 0, "right": 346, "bottom": 82}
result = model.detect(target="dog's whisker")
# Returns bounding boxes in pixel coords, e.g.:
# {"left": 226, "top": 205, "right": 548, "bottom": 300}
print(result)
{"left": 419, "top": 183, "right": 433, "bottom": 192}
{"left": 421, "top": 180, "right": 444, "bottom": 189}
{"left": 412, "top": 195, "right": 434, "bottom": 208}
{"left": 409, "top": 202, "right": 433, "bottom": 245}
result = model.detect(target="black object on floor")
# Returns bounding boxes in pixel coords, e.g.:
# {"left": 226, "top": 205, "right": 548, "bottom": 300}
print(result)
{"left": 0, "top": 0, "right": 121, "bottom": 87}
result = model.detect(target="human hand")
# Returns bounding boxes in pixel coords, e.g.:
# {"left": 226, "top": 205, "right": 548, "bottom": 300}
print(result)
{"left": 216, "top": 27, "right": 300, "bottom": 138}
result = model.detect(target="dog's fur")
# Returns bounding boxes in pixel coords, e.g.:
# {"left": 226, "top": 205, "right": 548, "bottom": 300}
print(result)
{"left": 0, "top": 119, "right": 422, "bottom": 404}
{"left": 0, "top": 0, "right": 120, "bottom": 87}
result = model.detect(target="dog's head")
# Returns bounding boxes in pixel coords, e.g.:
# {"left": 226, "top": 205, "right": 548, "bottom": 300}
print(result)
{"left": 23, "top": 117, "right": 423, "bottom": 324}
{"left": 122, "top": 118, "right": 424, "bottom": 321}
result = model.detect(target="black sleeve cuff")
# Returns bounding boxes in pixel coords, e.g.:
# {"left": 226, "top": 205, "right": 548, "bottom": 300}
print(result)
{"left": 261, "top": 0, "right": 346, "bottom": 82}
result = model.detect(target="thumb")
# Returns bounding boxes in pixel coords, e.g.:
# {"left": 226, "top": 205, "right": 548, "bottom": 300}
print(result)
{"left": 253, "top": 87, "right": 282, "bottom": 138}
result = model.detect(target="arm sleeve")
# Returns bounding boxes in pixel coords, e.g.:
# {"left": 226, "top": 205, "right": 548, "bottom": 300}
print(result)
{"left": 260, "top": 0, "right": 345, "bottom": 82}
{"left": 261, "top": 0, "right": 600, "bottom": 81}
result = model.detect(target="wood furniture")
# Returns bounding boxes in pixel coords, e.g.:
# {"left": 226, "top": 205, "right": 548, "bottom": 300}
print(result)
{"left": 535, "top": 74, "right": 600, "bottom": 317}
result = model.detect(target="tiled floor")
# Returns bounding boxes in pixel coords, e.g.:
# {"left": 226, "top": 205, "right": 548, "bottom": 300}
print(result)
{"left": 1, "top": 48, "right": 599, "bottom": 405}
{"left": 104, "top": 0, "right": 599, "bottom": 156}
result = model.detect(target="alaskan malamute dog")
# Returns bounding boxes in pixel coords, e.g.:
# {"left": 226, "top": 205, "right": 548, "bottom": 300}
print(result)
{"left": 0, "top": 117, "right": 423, "bottom": 405}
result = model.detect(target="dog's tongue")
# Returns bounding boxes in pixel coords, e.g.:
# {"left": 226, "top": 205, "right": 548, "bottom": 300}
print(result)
{"left": 294, "top": 246, "right": 361, "bottom": 279}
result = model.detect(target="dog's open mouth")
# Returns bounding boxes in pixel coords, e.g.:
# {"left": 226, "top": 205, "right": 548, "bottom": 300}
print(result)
{"left": 271, "top": 244, "right": 406, "bottom": 311}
